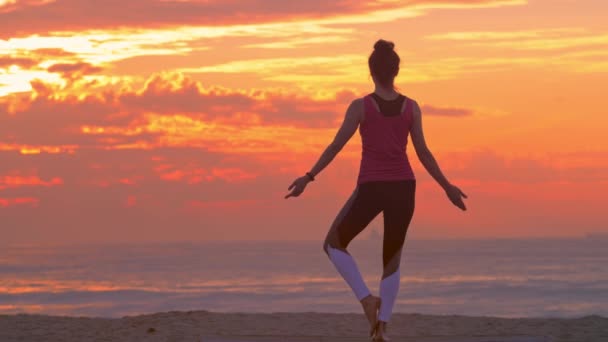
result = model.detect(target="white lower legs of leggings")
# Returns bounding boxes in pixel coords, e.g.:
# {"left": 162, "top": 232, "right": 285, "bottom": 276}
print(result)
{"left": 327, "top": 245, "right": 371, "bottom": 301}
{"left": 378, "top": 267, "right": 400, "bottom": 322}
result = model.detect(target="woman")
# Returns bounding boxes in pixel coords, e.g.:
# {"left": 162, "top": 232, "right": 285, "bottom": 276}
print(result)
{"left": 285, "top": 39, "right": 468, "bottom": 341}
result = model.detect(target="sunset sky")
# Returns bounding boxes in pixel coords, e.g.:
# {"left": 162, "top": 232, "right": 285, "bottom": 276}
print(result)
{"left": 1, "top": 0, "right": 606, "bottom": 245}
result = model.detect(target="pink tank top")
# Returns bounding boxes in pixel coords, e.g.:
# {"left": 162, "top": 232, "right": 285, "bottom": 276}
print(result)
{"left": 357, "top": 94, "right": 416, "bottom": 185}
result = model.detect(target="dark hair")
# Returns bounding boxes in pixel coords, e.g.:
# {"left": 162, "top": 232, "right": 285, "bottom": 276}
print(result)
{"left": 368, "top": 39, "right": 400, "bottom": 89}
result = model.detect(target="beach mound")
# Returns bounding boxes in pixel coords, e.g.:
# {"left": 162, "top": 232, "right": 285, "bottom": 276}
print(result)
{"left": 0, "top": 311, "right": 606, "bottom": 341}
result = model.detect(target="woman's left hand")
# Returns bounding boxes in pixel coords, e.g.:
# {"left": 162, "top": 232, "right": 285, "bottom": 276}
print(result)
{"left": 285, "top": 176, "right": 311, "bottom": 199}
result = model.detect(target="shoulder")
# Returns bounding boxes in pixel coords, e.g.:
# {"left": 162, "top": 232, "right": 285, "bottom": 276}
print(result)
{"left": 350, "top": 96, "right": 367, "bottom": 108}
{"left": 401, "top": 93, "right": 417, "bottom": 106}
{"left": 346, "top": 97, "right": 366, "bottom": 119}
{"left": 411, "top": 98, "right": 421, "bottom": 113}
{"left": 403, "top": 95, "right": 421, "bottom": 116}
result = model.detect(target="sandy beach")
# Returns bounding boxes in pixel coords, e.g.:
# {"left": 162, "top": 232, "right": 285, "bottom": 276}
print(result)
{"left": 0, "top": 310, "right": 605, "bottom": 342}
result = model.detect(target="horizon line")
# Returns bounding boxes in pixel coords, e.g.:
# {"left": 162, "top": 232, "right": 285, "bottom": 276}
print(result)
{"left": 3, "top": 234, "right": 603, "bottom": 248}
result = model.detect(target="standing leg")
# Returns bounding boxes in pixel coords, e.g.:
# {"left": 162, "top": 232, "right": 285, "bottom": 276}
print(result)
{"left": 378, "top": 180, "right": 416, "bottom": 324}
{"left": 322, "top": 184, "right": 382, "bottom": 301}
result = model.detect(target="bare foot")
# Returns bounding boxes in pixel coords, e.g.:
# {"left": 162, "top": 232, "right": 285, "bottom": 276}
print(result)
{"left": 372, "top": 321, "right": 390, "bottom": 341}
{"left": 360, "top": 295, "right": 381, "bottom": 337}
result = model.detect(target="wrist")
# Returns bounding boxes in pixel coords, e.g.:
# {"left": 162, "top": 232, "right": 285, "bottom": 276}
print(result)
{"left": 305, "top": 172, "right": 315, "bottom": 182}
{"left": 441, "top": 180, "right": 451, "bottom": 191}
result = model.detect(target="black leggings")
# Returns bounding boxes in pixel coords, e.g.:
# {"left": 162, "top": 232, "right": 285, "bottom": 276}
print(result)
{"left": 323, "top": 179, "right": 416, "bottom": 278}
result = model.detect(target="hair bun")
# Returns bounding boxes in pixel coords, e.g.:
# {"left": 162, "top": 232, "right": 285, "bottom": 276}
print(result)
{"left": 374, "top": 39, "right": 395, "bottom": 52}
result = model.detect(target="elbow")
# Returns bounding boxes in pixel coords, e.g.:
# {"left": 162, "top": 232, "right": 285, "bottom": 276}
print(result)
{"left": 329, "top": 143, "right": 343, "bottom": 153}
{"left": 416, "top": 148, "right": 433, "bottom": 164}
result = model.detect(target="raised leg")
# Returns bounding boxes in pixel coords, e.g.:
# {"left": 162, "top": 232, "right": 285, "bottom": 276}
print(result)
{"left": 323, "top": 185, "right": 384, "bottom": 337}
{"left": 322, "top": 185, "right": 382, "bottom": 301}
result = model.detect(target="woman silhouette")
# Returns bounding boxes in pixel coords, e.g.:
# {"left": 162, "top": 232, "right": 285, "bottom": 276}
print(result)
{"left": 285, "top": 39, "right": 468, "bottom": 341}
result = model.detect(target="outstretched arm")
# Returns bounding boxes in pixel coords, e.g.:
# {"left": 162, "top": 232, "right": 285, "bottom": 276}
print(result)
{"left": 410, "top": 100, "right": 467, "bottom": 210}
{"left": 307, "top": 98, "right": 362, "bottom": 178}
{"left": 410, "top": 100, "right": 450, "bottom": 190}
{"left": 285, "top": 99, "right": 362, "bottom": 199}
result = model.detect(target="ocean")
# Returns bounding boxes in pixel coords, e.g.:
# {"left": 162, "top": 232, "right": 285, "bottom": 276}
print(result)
{"left": 1, "top": 237, "right": 606, "bottom": 319}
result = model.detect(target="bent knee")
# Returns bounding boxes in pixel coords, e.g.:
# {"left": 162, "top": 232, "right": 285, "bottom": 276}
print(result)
{"left": 323, "top": 231, "right": 339, "bottom": 256}
{"left": 323, "top": 239, "right": 345, "bottom": 257}
{"left": 322, "top": 240, "right": 330, "bottom": 256}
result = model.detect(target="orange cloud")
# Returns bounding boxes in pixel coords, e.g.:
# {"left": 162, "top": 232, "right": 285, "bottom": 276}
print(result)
{"left": 186, "top": 199, "right": 260, "bottom": 210}
{"left": 0, "top": 48, "right": 78, "bottom": 70}
{"left": 0, "top": 0, "right": 525, "bottom": 39}
{"left": 0, "top": 56, "right": 38, "bottom": 68}
{"left": 47, "top": 62, "right": 104, "bottom": 81}
{"left": 426, "top": 27, "right": 608, "bottom": 51}
{"left": 0, "top": 197, "right": 39, "bottom": 207}
{"left": 422, "top": 149, "right": 608, "bottom": 184}
{"left": 0, "top": 143, "right": 78, "bottom": 155}
{"left": 158, "top": 166, "right": 256, "bottom": 184}
{"left": 421, "top": 104, "right": 473, "bottom": 117}
{"left": 0, "top": 139, "right": 605, "bottom": 244}
{"left": 124, "top": 195, "right": 137, "bottom": 208}
{"left": 0, "top": 1, "right": 531, "bottom": 97}
{"left": 0, "top": 174, "right": 63, "bottom": 190}
{"left": 1, "top": 72, "right": 477, "bottom": 158}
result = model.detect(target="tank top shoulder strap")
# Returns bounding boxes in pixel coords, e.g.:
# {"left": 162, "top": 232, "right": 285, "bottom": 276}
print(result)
{"left": 403, "top": 96, "right": 411, "bottom": 115}
{"left": 363, "top": 94, "right": 377, "bottom": 114}
{"left": 363, "top": 94, "right": 378, "bottom": 117}
{"left": 402, "top": 96, "right": 415, "bottom": 128}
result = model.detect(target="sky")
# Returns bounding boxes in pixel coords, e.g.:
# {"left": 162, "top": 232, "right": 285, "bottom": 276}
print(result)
{"left": 0, "top": 0, "right": 607, "bottom": 245}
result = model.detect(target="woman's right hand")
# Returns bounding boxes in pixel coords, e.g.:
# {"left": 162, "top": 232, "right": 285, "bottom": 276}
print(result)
{"left": 445, "top": 183, "right": 467, "bottom": 211}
